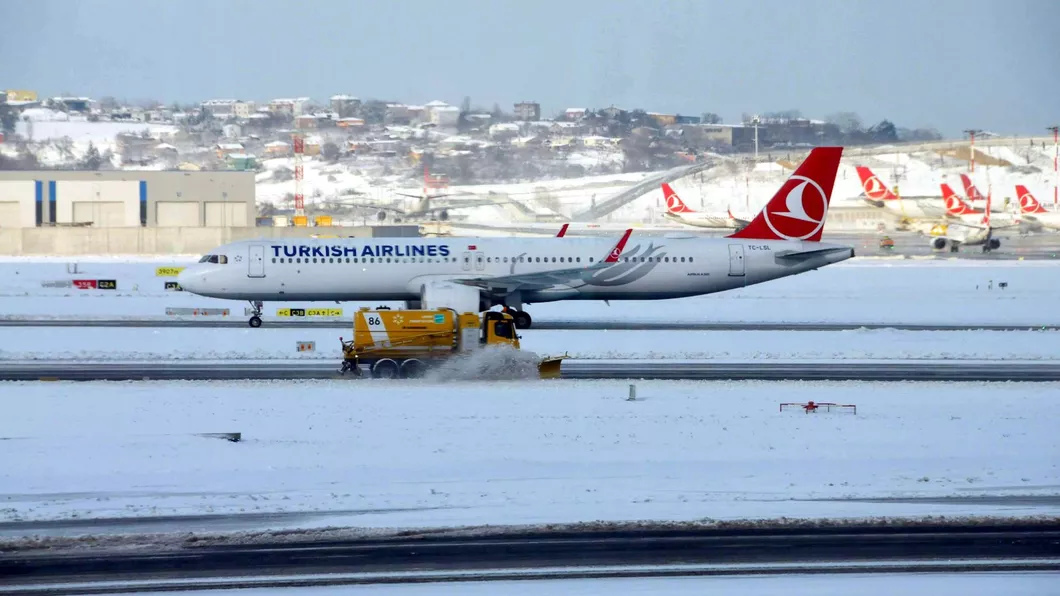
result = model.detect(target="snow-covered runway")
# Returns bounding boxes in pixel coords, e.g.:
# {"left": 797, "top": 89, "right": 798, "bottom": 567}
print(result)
{"left": 2, "top": 379, "right": 1057, "bottom": 528}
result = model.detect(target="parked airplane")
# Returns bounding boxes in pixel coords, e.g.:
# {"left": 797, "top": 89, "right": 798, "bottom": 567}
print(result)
{"left": 940, "top": 183, "right": 983, "bottom": 217}
{"left": 178, "top": 147, "right": 855, "bottom": 329}
{"left": 958, "top": 173, "right": 1010, "bottom": 212}
{"left": 855, "top": 166, "right": 946, "bottom": 218}
{"left": 1015, "top": 185, "right": 1060, "bottom": 231}
{"left": 661, "top": 182, "right": 751, "bottom": 230}
{"left": 929, "top": 190, "right": 1014, "bottom": 253}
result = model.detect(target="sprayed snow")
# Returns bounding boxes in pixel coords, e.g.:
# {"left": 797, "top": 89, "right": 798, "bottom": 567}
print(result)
{"left": 422, "top": 345, "right": 550, "bottom": 381}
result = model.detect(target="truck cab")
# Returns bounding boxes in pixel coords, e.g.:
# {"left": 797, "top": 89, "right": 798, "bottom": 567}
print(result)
{"left": 481, "top": 311, "right": 520, "bottom": 349}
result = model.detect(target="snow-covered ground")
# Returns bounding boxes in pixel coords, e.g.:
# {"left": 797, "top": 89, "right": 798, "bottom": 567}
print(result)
{"left": 3, "top": 327, "right": 1059, "bottom": 362}
{"left": 2, "top": 379, "right": 1057, "bottom": 526}
{"left": 108, "top": 572, "right": 1058, "bottom": 596}
{"left": 0, "top": 259, "right": 1055, "bottom": 327}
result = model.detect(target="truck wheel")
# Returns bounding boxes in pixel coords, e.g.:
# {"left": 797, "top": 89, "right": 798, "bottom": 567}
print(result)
{"left": 371, "top": 359, "right": 400, "bottom": 379}
{"left": 400, "top": 358, "right": 427, "bottom": 379}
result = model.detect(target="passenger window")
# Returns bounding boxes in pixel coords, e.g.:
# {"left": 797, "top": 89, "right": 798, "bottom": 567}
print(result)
{"left": 271, "top": 258, "right": 276, "bottom": 263}
{"left": 589, "top": 257, "right": 594, "bottom": 263}
{"left": 576, "top": 257, "right": 581, "bottom": 263}
{"left": 681, "top": 257, "right": 686, "bottom": 262}
{"left": 551, "top": 257, "right": 556, "bottom": 263}
{"left": 689, "top": 257, "right": 694, "bottom": 262}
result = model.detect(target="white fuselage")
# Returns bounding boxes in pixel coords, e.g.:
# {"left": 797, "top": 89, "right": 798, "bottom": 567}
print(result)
{"left": 663, "top": 212, "right": 738, "bottom": 229}
{"left": 177, "top": 236, "right": 854, "bottom": 304}
{"left": 1019, "top": 212, "right": 1060, "bottom": 231}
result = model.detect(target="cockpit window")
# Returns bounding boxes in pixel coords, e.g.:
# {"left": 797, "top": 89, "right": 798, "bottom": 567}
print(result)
{"left": 198, "top": 254, "right": 228, "bottom": 264}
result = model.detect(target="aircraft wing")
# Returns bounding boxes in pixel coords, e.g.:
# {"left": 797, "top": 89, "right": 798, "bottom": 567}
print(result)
{"left": 450, "top": 229, "right": 633, "bottom": 292}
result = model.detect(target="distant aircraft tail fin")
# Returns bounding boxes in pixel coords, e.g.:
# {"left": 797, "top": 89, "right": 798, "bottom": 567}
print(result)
{"left": 556, "top": 223, "right": 569, "bottom": 237}
{"left": 1016, "top": 185, "right": 1048, "bottom": 214}
{"left": 662, "top": 183, "right": 695, "bottom": 214}
{"left": 941, "top": 183, "right": 977, "bottom": 215}
{"left": 727, "top": 147, "right": 842, "bottom": 242}
{"left": 960, "top": 173, "right": 985, "bottom": 202}
{"left": 855, "top": 166, "right": 899, "bottom": 201}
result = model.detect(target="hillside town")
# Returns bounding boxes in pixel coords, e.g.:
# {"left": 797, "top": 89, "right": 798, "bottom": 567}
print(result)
{"left": 1, "top": 90, "right": 945, "bottom": 184}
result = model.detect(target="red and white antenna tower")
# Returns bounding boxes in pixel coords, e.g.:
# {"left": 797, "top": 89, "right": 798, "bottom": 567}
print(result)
{"left": 293, "top": 133, "right": 305, "bottom": 220}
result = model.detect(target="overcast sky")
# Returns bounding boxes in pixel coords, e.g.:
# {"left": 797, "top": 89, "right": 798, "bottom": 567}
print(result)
{"left": 2, "top": 0, "right": 1057, "bottom": 137}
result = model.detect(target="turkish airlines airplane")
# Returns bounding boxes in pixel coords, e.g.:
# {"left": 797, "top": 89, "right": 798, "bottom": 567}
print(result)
{"left": 178, "top": 147, "right": 855, "bottom": 329}
{"left": 855, "top": 166, "right": 946, "bottom": 218}
{"left": 1015, "top": 185, "right": 1060, "bottom": 231}
{"left": 930, "top": 187, "right": 1016, "bottom": 253}
{"left": 661, "top": 182, "right": 751, "bottom": 230}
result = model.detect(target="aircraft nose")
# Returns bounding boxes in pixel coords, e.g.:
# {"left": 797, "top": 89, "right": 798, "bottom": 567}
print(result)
{"left": 177, "top": 267, "right": 203, "bottom": 293}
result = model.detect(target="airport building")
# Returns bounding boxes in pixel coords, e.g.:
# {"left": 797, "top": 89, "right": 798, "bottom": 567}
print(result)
{"left": 0, "top": 170, "right": 255, "bottom": 229}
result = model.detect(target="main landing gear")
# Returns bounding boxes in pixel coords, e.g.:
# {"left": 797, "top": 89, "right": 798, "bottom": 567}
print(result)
{"left": 248, "top": 301, "right": 263, "bottom": 328}
{"left": 503, "top": 307, "right": 532, "bottom": 329}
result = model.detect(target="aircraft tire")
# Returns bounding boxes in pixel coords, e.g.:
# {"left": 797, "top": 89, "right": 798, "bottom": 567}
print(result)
{"left": 512, "top": 310, "right": 532, "bottom": 329}
{"left": 249, "top": 316, "right": 262, "bottom": 328}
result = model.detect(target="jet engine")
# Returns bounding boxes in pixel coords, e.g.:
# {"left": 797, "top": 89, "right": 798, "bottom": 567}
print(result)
{"left": 931, "top": 237, "right": 959, "bottom": 252}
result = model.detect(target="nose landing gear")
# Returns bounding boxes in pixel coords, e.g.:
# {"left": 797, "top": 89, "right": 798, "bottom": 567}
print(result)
{"left": 248, "top": 301, "right": 264, "bottom": 328}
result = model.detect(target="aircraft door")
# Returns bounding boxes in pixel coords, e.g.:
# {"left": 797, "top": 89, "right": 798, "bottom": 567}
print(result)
{"left": 461, "top": 251, "right": 472, "bottom": 271}
{"left": 474, "top": 251, "right": 485, "bottom": 272}
{"left": 249, "top": 245, "right": 266, "bottom": 278}
{"left": 727, "top": 244, "right": 745, "bottom": 277}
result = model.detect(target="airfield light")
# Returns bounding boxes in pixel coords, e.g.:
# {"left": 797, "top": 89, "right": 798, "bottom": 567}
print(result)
{"left": 1048, "top": 126, "right": 1059, "bottom": 209}
{"left": 963, "top": 129, "right": 983, "bottom": 173}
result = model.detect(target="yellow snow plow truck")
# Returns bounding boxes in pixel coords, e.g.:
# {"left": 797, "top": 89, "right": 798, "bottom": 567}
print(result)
{"left": 339, "top": 307, "right": 566, "bottom": 379}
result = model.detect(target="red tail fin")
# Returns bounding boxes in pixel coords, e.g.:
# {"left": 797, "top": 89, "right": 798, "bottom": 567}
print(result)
{"left": 662, "top": 183, "right": 694, "bottom": 214}
{"left": 855, "top": 166, "right": 898, "bottom": 201}
{"left": 982, "top": 192, "right": 992, "bottom": 227}
{"left": 556, "top": 223, "right": 569, "bottom": 237}
{"left": 727, "top": 147, "right": 842, "bottom": 242}
{"left": 941, "top": 183, "right": 976, "bottom": 215}
{"left": 1016, "top": 185, "right": 1048, "bottom": 214}
{"left": 960, "top": 174, "right": 985, "bottom": 202}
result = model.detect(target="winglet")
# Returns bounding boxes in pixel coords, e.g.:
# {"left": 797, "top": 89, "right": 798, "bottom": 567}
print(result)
{"left": 727, "top": 147, "right": 843, "bottom": 242}
{"left": 603, "top": 229, "right": 633, "bottom": 263}
{"left": 556, "top": 223, "right": 569, "bottom": 238}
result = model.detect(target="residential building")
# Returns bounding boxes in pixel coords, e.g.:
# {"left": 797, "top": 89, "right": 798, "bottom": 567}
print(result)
{"left": 430, "top": 106, "right": 461, "bottom": 129}
{"left": 329, "top": 94, "right": 361, "bottom": 117}
{"left": 268, "top": 97, "right": 311, "bottom": 116}
{"left": 514, "top": 101, "right": 541, "bottom": 121}
{"left": 201, "top": 99, "right": 253, "bottom": 119}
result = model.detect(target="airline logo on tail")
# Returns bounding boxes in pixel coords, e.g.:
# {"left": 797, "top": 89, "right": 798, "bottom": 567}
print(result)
{"left": 1016, "top": 185, "right": 1048, "bottom": 214}
{"left": 941, "top": 183, "right": 976, "bottom": 215}
{"left": 855, "top": 166, "right": 897, "bottom": 201}
{"left": 960, "top": 174, "right": 985, "bottom": 202}
{"left": 662, "top": 183, "right": 694, "bottom": 214}
{"left": 728, "top": 147, "right": 842, "bottom": 242}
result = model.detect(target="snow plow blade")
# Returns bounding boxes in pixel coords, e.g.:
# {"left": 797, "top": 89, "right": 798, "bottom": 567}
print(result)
{"left": 538, "top": 354, "right": 567, "bottom": 379}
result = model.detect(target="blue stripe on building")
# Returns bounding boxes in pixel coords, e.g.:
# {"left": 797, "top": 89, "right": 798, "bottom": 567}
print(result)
{"left": 47, "top": 180, "right": 56, "bottom": 224}
{"left": 139, "top": 180, "right": 147, "bottom": 226}
{"left": 34, "top": 180, "right": 43, "bottom": 226}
